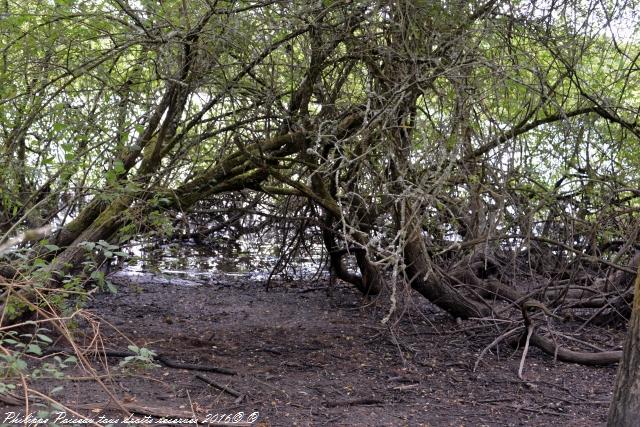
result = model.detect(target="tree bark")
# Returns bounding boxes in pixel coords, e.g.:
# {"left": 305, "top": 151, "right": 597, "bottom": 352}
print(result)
{"left": 403, "top": 225, "right": 490, "bottom": 319}
{"left": 608, "top": 265, "right": 640, "bottom": 426}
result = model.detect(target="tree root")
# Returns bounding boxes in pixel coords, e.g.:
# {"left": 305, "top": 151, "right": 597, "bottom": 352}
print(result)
{"left": 528, "top": 332, "right": 621, "bottom": 366}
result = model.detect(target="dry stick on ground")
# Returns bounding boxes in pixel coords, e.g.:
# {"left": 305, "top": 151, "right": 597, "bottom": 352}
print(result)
{"left": 195, "top": 374, "right": 243, "bottom": 399}
{"left": 473, "top": 326, "right": 524, "bottom": 372}
{"left": 517, "top": 301, "right": 543, "bottom": 379}
{"left": 514, "top": 301, "right": 623, "bottom": 366}
{"left": 88, "top": 312, "right": 236, "bottom": 375}
{"left": 548, "top": 330, "right": 608, "bottom": 352}
{"left": 481, "top": 283, "right": 624, "bottom": 367}
{"left": 156, "top": 354, "right": 237, "bottom": 375}
{"left": 323, "top": 398, "right": 384, "bottom": 407}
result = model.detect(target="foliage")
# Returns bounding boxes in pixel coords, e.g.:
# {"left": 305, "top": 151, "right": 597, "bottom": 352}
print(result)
{"left": 119, "top": 345, "right": 159, "bottom": 371}
{"left": 1, "top": 0, "right": 640, "bottom": 414}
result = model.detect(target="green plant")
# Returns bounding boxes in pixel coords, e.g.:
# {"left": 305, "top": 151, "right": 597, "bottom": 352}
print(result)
{"left": 79, "top": 240, "right": 127, "bottom": 293}
{"left": 0, "top": 329, "right": 47, "bottom": 378}
{"left": 119, "top": 345, "right": 159, "bottom": 371}
{"left": 0, "top": 381, "right": 16, "bottom": 394}
{"left": 31, "top": 355, "right": 78, "bottom": 380}
{"left": 0, "top": 328, "right": 77, "bottom": 400}
{"left": 0, "top": 352, "right": 27, "bottom": 377}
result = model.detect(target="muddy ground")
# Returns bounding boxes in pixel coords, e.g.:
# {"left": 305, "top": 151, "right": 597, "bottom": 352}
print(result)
{"left": 0, "top": 272, "right": 623, "bottom": 426}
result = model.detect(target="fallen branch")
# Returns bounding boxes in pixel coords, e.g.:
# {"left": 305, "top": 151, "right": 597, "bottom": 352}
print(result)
{"left": 196, "top": 374, "right": 243, "bottom": 398}
{"left": 156, "top": 354, "right": 237, "bottom": 375}
{"left": 298, "top": 286, "right": 331, "bottom": 293}
{"left": 323, "top": 398, "right": 384, "bottom": 407}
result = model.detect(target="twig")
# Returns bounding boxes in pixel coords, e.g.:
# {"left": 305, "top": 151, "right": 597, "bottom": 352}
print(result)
{"left": 474, "top": 326, "right": 523, "bottom": 371}
{"left": 157, "top": 354, "right": 237, "bottom": 375}
{"left": 518, "top": 324, "right": 534, "bottom": 379}
{"left": 545, "top": 330, "right": 607, "bottom": 352}
{"left": 298, "top": 286, "right": 330, "bottom": 293}
{"left": 196, "top": 374, "right": 243, "bottom": 398}
{"left": 323, "top": 398, "right": 383, "bottom": 407}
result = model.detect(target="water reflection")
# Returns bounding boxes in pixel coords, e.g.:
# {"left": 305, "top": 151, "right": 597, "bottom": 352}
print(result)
{"left": 115, "top": 236, "right": 328, "bottom": 283}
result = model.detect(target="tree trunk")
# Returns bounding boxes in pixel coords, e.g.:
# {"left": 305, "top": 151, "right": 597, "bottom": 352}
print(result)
{"left": 403, "top": 225, "right": 490, "bottom": 319}
{"left": 608, "top": 265, "right": 640, "bottom": 426}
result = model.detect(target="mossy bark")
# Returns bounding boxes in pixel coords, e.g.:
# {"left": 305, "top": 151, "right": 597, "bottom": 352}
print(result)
{"left": 50, "top": 198, "right": 110, "bottom": 248}
{"left": 47, "top": 195, "right": 133, "bottom": 277}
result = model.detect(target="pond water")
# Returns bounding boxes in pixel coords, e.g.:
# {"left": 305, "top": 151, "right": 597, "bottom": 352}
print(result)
{"left": 112, "top": 236, "right": 329, "bottom": 285}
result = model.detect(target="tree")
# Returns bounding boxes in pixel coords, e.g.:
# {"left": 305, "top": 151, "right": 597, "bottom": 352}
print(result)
{"left": 609, "top": 266, "right": 640, "bottom": 425}
{"left": 1, "top": 0, "right": 640, "bottom": 369}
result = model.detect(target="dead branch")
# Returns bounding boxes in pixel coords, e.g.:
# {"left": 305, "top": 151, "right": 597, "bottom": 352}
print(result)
{"left": 195, "top": 374, "right": 243, "bottom": 398}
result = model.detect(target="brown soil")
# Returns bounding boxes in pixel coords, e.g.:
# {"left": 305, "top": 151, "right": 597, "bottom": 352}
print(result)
{"left": 0, "top": 273, "right": 622, "bottom": 426}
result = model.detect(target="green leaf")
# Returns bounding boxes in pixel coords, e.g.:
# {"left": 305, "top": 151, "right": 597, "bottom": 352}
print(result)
{"left": 80, "top": 242, "right": 96, "bottom": 251}
{"left": 113, "top": 160, "right": 125, "bottom": 174}
{"left": 90, "top": 270, "right": 105, "bottom": 281}
{"left": 106, "top": 280, "right": 117, "bottom": 294}
{"left": 36, "top": 334, "right": 53, "bottom": 344}
{"left": 26, "top": 344, "right": 42, "bottom": 356}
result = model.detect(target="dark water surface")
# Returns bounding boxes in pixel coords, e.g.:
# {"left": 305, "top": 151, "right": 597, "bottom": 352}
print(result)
{"left": 112, "top": 236, "right": 328, "bottom": 285}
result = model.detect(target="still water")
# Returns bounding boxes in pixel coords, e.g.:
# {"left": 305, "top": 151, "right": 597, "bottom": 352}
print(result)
{"left": 113, "top": 236, "right": 328, "bottom": 284}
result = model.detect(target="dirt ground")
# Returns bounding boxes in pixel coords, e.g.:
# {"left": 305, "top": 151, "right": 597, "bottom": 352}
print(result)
{"left": 0, "top": 271, "right": 623, "bottom": 426}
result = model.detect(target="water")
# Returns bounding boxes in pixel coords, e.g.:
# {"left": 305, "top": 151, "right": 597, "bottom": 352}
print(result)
{"left": 112, "top": 235, "right": 329, "bottom": 285}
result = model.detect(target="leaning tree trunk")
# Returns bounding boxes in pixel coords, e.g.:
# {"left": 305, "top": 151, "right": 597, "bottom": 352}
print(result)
{"left": 608, "top": 264, "right": 640, "bottom": 426}
{"left": 401, "top": 212, "right": 490, "bottom": 319}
